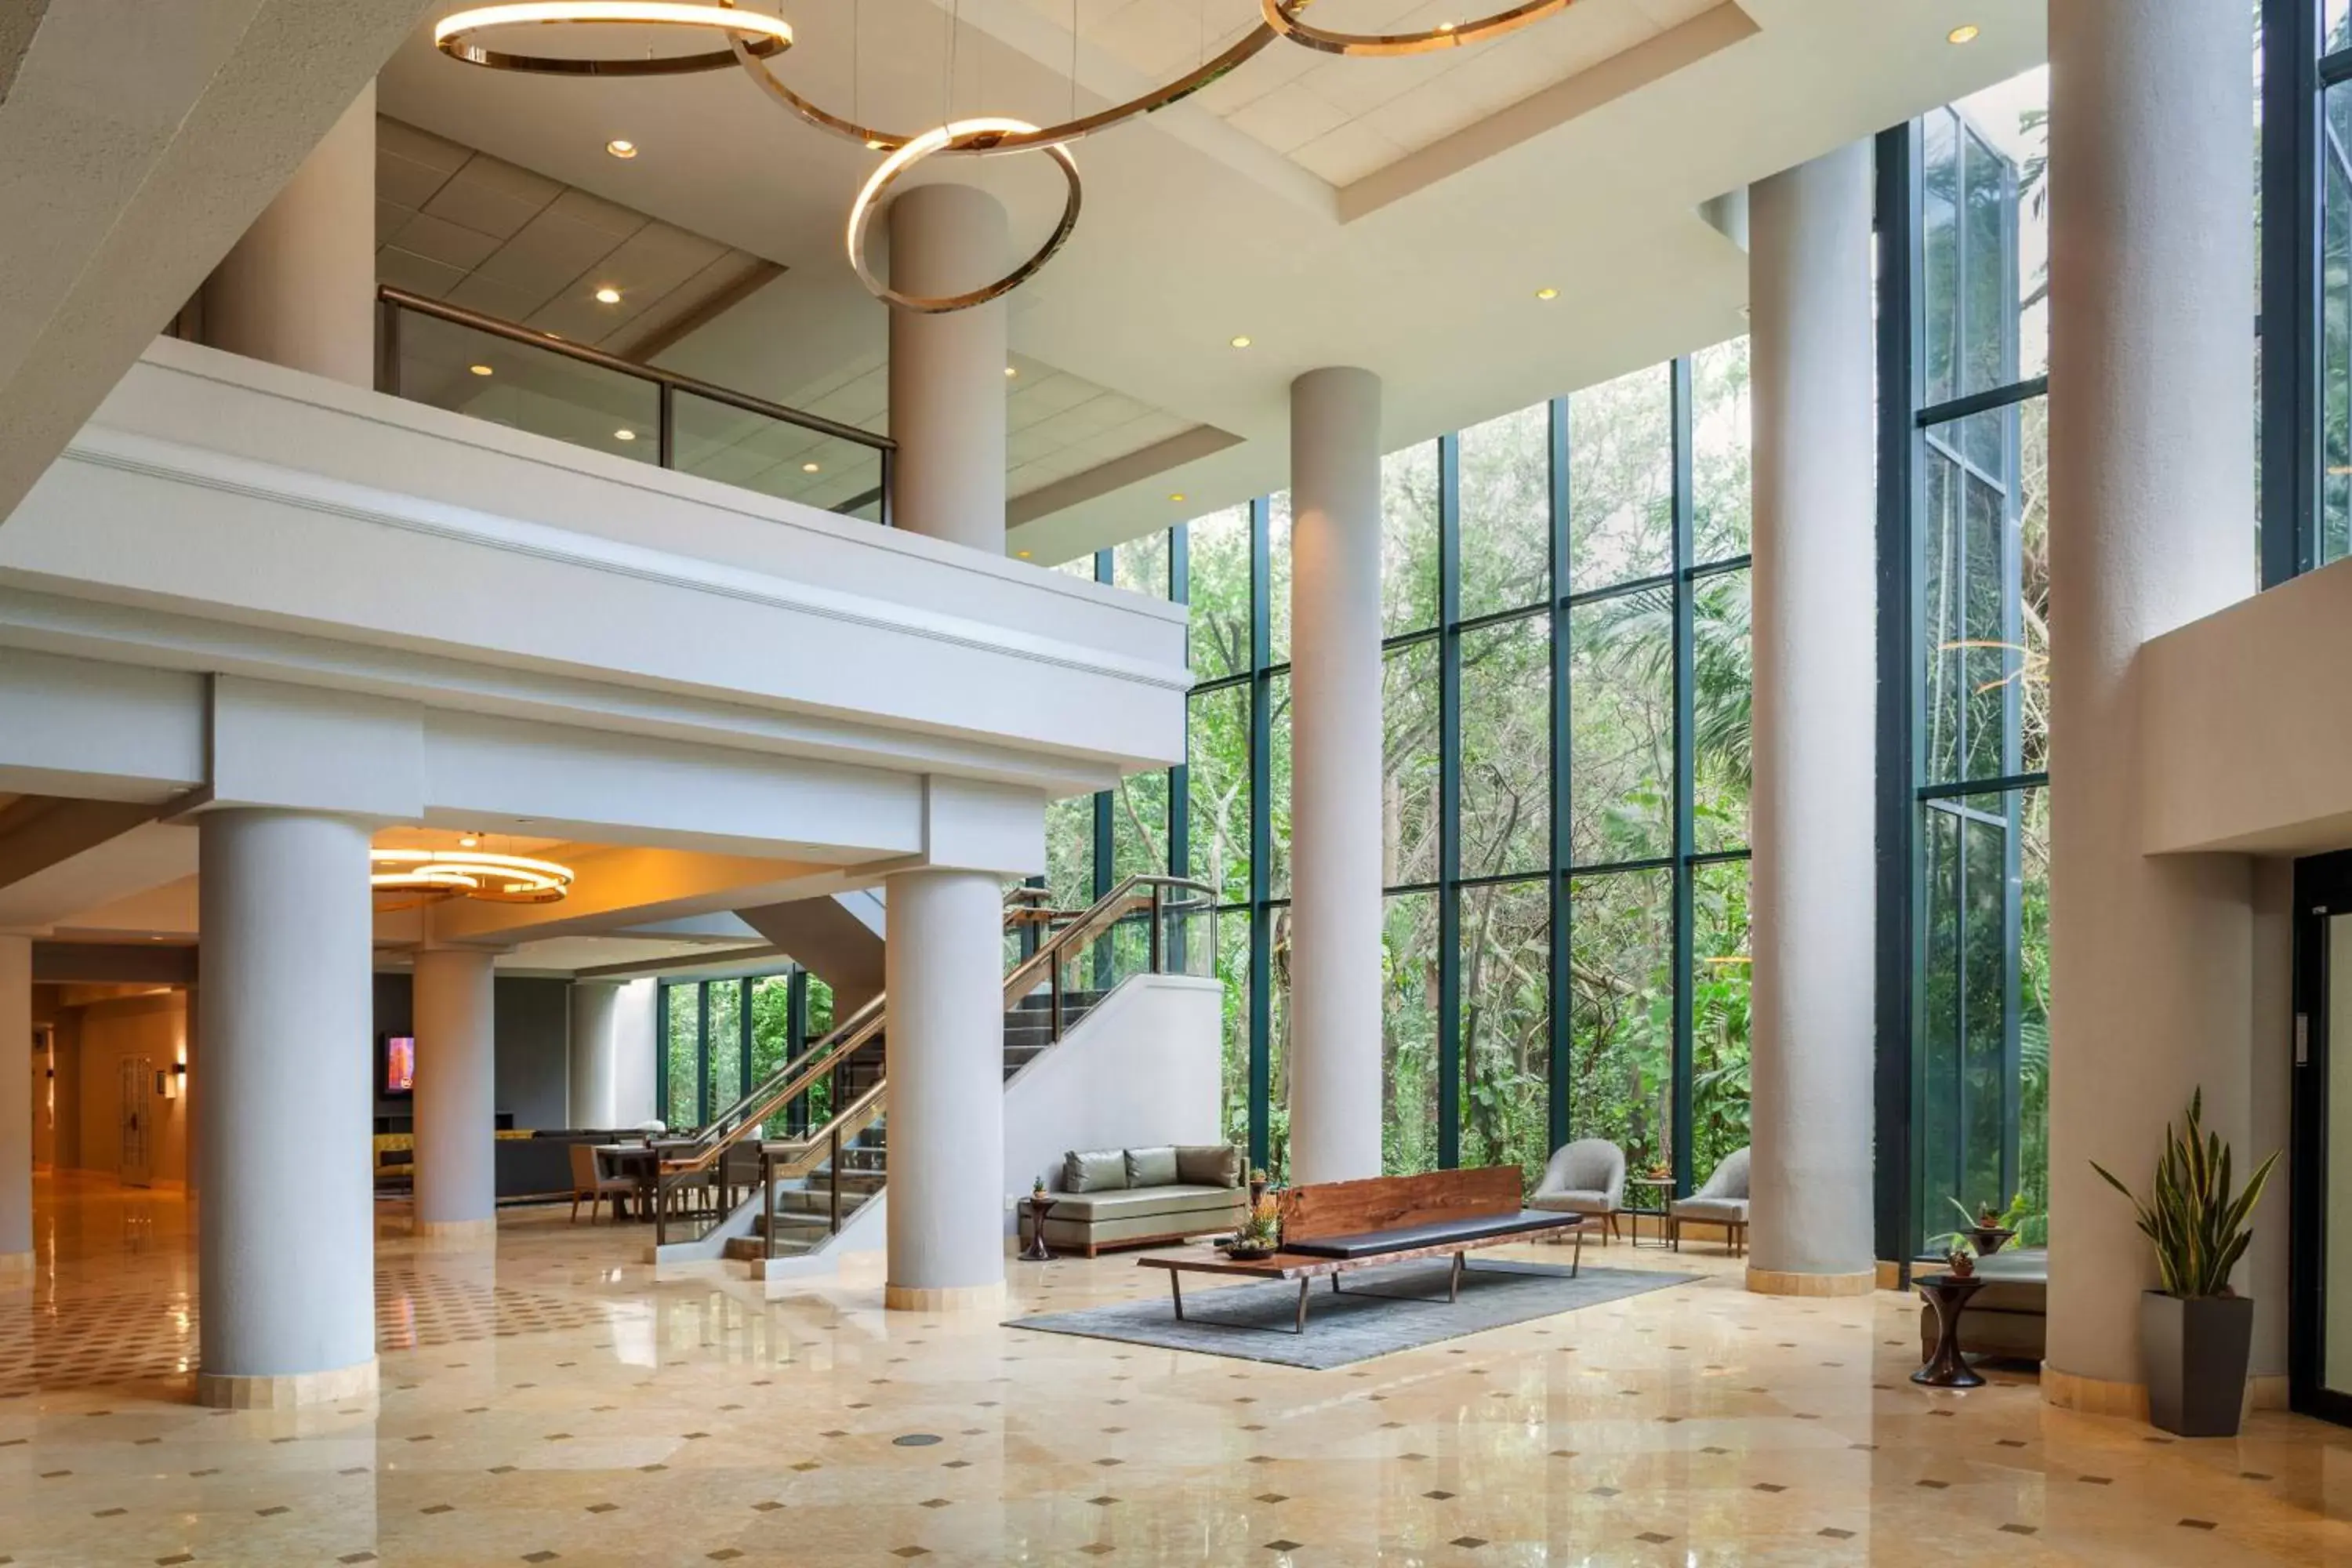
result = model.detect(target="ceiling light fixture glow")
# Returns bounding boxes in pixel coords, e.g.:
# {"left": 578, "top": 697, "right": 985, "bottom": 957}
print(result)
{"left": 1229, "top": 336, "right": 1252, "bottom": 348}
{"left": 615, "top": 428, "right": 637, "bottom": 441}
{"left": 594, "top": 285, "right": 622, "bottom": 303}
{"left": 845, "top": 118, "right": 1081, "bottom": 313}
{"left": 1534, "top": 287, "right": 1559, "bottom": 300}
{"left": 1169, "top": 492, "right": 1186, "bottom": 503}
{"left": 1947, "top": 22, "right": 1980, "bottom": 43}
{"left": 370, "top": 848, "right": 575, "bottom": 908}
{"left": 470, "top": 362, "right": 495, "bottom": 375}
{"left": 1261, "top": 0, "right": 1570, "bottom": 56}
{"left": 1005, "top": 365, "right": 1018, "bottom": 377}
{"left": 801, "top": 461, "right": 821, "bottom": 472}
{"left": 434, "top": 2, "right": 794, "bottom": 75}
{"left": 606, "top": 137, "right": 639, "bottom": 158}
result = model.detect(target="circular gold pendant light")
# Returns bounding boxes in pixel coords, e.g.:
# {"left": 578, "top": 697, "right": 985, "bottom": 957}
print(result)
{"left": 1259, "top": 0, "right": 1576, "bottom": 57}
{"left": 729, "top": 26, "right": 1276, "bottom": 155}
{"left": 370, "top": 848, "right": 576, "bottom": 909}
{"left": 844, "top": 118, "right": 1083, "bottom": 314}
{"left": 435, "top": 1, "right": 792, "bottom": 76}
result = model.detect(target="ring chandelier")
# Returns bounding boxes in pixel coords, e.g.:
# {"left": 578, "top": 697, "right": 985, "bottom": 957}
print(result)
{"left": 434, "top": 0, "right": 1586, "bottom": 310}
{"left": 370, "top": 848, "right": 576, "bottom": 908}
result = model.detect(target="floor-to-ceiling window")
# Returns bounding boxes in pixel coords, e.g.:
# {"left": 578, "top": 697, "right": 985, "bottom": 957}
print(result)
{"left": 656, "top": 967, "right": 822, "bottom": 1131}
{"left": 1062, "top": 347, "right": 1755, "bottom": 1196}
{"left": 2265, "top": 0, "right": 2352, "bottom": 578}
{"left": 1878, "top": 69, "right": 2053, "bottom": 1261}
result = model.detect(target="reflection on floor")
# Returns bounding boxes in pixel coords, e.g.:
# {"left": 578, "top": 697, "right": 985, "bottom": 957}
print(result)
{"left": 4, "top": 1171, "right": 2351, "bottom": 1565}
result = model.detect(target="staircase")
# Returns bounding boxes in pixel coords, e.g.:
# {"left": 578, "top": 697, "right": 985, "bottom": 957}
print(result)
{"left": 650, "top": 878, "right": 1203, "bottom": 1266}
{"left": 721, "top": 989, "right": 1109, "bottom": 1261}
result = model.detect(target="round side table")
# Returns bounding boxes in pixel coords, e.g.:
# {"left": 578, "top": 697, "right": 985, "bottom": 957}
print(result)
{"left": 1020, "top": 1193, "right": 1054, "bottom": 1261}
{"left": 1911, "top": 1271, "right": 1986, "bottom": 1388}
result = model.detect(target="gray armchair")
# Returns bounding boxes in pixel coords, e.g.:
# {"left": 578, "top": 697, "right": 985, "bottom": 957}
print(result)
{"left": 1669, "top": 1147, "right": 1750, "bottom": 1255}
{"left": 1529, "top": 1138, "right": 1627, "bottom": 1243}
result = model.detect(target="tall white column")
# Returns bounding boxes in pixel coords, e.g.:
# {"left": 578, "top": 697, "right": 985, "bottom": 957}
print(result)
{"left": 1743, "top": 142, "right": 1878, "bottom": 1296}
{"left": 2044, "top": 0, "right": 2259, "bottom": 1411}
{"left": 1287, "top": 366, "right": 1385, "bottom": 1185}
{"left": 0, "top": 935, "right": 30, "bottom": 1276}
{"left": 569, "top": 981, "right": 622, "bottom": 1129}
{"left": 196, "top": 810, "right": 376, "bottom": 1408}
{"left": 205, "top": 82, "right": 376, "bottom": 387}
{"left": 881, "top": 868, "right": 1004, "bottom": 1310}
{"left": 887, "top": 183, "right": 1008, "bottom": 554}
{"left": 412, "top": 945, "right": 498, "bottom": 1236}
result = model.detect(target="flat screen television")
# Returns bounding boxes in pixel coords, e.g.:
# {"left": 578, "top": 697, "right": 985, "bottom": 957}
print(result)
{"left": 381, "top": 1034, "right": 416, "bottom": 1098}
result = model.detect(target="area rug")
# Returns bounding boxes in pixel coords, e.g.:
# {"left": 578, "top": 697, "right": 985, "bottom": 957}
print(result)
{"left": 1004, "top": 1258, "right": 1700, "bottom": 1370}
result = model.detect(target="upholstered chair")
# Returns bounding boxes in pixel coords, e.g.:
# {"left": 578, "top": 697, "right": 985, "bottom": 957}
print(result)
{"left": 1669, "top": 1147, "right": 1751, "bottom": 1255}
{"left": 568, "top": 1142, "right": 634, "bottom": 1224}
{"left": 1528, "top": 1139, "right": 1628, "bottom": 1243}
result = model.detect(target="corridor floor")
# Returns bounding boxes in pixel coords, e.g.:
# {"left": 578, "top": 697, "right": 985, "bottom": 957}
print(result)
{"left": 4, "top": 1172, "right": 2351, "bottom": 1566}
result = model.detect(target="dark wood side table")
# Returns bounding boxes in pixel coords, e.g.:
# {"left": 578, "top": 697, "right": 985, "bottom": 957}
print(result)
{"left": 1020, "top": 1192, "right": 1054, "bottom": 1261}
{"left": 1912, "top": 1272, "right": 1987, "bottom": 1388}
{"left": 1626, "top": 1175, "right": 1675, "bottom": 1247}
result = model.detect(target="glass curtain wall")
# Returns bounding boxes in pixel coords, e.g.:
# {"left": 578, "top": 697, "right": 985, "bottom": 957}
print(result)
{"left": 1878, "top": 68, "right": 2053, "bottom": 1261}
{"left": 2265, "top": 0, "right": 2352, "bottom": 578}
{"left": 1054, "top": 347, "right": 1755, "bottom": 1199}
{"left": 655, "top": 967, "right": 822, "bottom": 1131}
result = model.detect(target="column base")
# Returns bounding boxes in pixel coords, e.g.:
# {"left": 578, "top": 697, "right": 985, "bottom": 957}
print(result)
{"left": 198, "top": 1356, "right": 379, "bottom": 1410}
{"left": 2041, "top": 1363, "right": 2149, "bottom": 1420}
{"left": 412, "top": 1216, "right": 499, "bottom": 1241}
{"left": 884, "top": 1279, "right": 1006, "bottom": 1312}
{"left": 1745, "top": 1265, "right": 1876, "bottom": 1298}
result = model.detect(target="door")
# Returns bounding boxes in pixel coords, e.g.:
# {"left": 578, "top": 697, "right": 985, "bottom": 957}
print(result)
{"left": 118, "top": 1054, "right": 152, "bottom": 1189}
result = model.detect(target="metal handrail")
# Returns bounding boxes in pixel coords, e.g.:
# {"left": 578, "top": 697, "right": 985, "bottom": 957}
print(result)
{"left": 652, "top": 874, "right": 1215, "bottom": 1245}
{"left": 374, "top": 285, "right": 895, "bottom": 521}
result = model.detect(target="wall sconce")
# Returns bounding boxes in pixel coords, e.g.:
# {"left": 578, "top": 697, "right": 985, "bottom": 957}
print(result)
{"left": 156, "top": 1067, "right": 180, "bottom": 1100}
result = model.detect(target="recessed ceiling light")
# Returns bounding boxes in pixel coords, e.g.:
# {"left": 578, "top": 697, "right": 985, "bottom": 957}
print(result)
{"left": 1229, "top": 336, "right": 1252, "bottom": 349}
{"left": 605, "top": 138, "right": 638, "bottom": 158}
{"left": 1016, "top": 550, "right": 1033, "bottom": 558}
{"left": 459, "top": 835, "right": 481, "bottom": 848}
{"left": 1004, "top": 365, "right": 1018, "bottom": 377}
{"left": 801, "top": 461, "right": 821, "bottom": 472}
{"left": 1947, "top": 22, "right": 1979, "bottom": 43}
{"left": 1169, "top": 492, "right": 1186, "bottom": 503}
{"left": 469, "top": 362, "right": 494, "bottom": 376}
{"left": 614, "top": 428, "right": 637, "bottom": 441}
{"left": 594, "top": 285, "right": 622, "bottom": 304}
{"left": 1535, "top": 287, "right": 1559, "bottom": 301}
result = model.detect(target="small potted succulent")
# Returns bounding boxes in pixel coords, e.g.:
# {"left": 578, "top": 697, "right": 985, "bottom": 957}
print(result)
{"left": 1940, "top": 1240, "right": 1976, "bottom": 1280}
{"left": 1248, "top": 1167, "right": 1270, "bottom": 1209}
{"left": 1032, "top": 1173, "right": 1047, "bottom": 1199}
{"left": 2092, "top": 1088, "right": 2280, "bottom": 1438}
{"left": 1947, "top": 1193, "right": 2033, "bottom": 1256}
{"left": 1224, "top": 1192, "right": 1282, "bottom": 1260}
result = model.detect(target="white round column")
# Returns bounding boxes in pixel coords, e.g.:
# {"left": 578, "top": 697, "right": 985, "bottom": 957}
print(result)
{"left": 1287, "top": 365, "right": 1385, "bottom": 1185}
{"left": 881, "top": 868, "right": 1005, "bottom": 1310}
{"left": 0, "top": 934, "right": 31, "bottom": 1277}
{"left": 412, "top": 945, "right": 499, "bottom": 1237}
{"left": 2044, "top": 0, "right": 2258, "bottom": 1411}
{"left": 205, "top": 82, "right": 376, "bottom": 387}
{"left": 569, "top": 980, "right": 622, "bottom": 1130}
{"left": 1744, "top": 141, "right": 1878, "bottom": 1296}
{"left": 195, "top": 810, "right": 376, "bottom": 1409}
{"left": 887, "top": 183, "right": 1008, "bottom": 553}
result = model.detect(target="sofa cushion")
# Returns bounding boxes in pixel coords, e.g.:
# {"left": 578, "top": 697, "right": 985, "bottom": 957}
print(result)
{"left": 1529, "top": 1190, "right": 1615, "bottom": 1215}
{"left": 1283, "top": 1210, "right": 1565, "bottom": 1258}
{"left": 1125, "top": 1145, "right": 1181, "bottom": 1189}
{"left": 1671, "top": 1196, "right": 1748, "bottom": 1223}
{"left": 1046, "top": 1185, "right": 1238, "bottom": 1222}
{"left": 1063, "top": 1149, "right": 1127, "bottom": 1192}
{"left": 1175, "top": 1144, "right": 1242, "bottom": 1189}
{"left": 1044, "top": 1199, "right": 1244, "bottom": 1247}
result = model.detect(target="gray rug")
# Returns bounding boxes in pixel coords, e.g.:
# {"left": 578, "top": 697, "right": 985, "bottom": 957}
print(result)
{"left": 1005, "top": 1258, "right": 1700, "bottom": 1370}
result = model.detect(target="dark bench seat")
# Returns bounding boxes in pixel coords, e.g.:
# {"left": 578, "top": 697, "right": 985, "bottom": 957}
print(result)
{"left": 1282, "top": 1209, "right": 1564, "bottom": 1258}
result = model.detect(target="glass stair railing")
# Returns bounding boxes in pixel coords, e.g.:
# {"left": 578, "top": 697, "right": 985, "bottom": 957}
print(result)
{"left": 652, "top": 875, "right": 1216, "bottom": 1255}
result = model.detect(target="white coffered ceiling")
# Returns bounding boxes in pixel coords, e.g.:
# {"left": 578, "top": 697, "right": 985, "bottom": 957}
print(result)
{"left": 374, "top": 0, "right": 2048, "bottom": 563}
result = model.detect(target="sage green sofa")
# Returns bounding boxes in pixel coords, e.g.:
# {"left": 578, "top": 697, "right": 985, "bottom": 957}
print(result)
{"left": 1040, "top": 1144, "right": 1247, "bottom": 1257}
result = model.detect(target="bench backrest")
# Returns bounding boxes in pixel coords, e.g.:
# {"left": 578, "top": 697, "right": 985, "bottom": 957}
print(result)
{"left": 1276, "top": 1166, "right": 1521, "bottom": 1243}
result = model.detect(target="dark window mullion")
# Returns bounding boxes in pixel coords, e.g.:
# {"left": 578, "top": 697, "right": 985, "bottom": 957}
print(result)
{"left": 1437, "top": 432, "right": 1464, "bottom": 1171}
{"left": 1547, "top": 394, "right": 1574, "bottom": 1157}
{"left": 1668, "top": 356, "right": 1697, "bottom": 1197}
{"left": 1247, "top": 495, "right": 1274, "bottom": 1173}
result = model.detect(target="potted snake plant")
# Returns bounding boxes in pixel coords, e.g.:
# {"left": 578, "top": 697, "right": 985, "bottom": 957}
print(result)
{"left": 2091, "top": 1089, "right": 2280, "bottom": 1437}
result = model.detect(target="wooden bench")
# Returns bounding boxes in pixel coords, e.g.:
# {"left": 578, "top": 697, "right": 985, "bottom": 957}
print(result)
{"left": 1137, "top": 1167, "right": 1594, "bottom": 1334}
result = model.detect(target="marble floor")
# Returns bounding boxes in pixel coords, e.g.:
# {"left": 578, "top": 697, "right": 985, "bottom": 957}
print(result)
{"left": 5, "top": 1173, "right": 2352, "bottom": 1566}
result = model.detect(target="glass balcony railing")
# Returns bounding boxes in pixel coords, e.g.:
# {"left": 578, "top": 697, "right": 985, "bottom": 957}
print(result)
{"left": 375, "top": 286, "right": 892, "bottom": 524}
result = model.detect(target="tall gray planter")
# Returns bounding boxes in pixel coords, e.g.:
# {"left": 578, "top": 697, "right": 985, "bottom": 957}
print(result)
{"left": 2140, "top": 1291, "right": 2254, "bottom": 1437}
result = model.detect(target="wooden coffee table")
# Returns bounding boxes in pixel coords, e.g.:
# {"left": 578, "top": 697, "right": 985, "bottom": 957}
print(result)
{"left": 1138, "top": 1218, "right": 1593, "bottom": 1335}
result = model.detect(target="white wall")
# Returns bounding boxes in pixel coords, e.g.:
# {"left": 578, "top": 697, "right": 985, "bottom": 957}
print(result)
{"left": 610, "top": 979, "right": 660, "bottom": 1128}
{"left": 1001, "top": 975, "right": 1224, "bottom": 1228}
